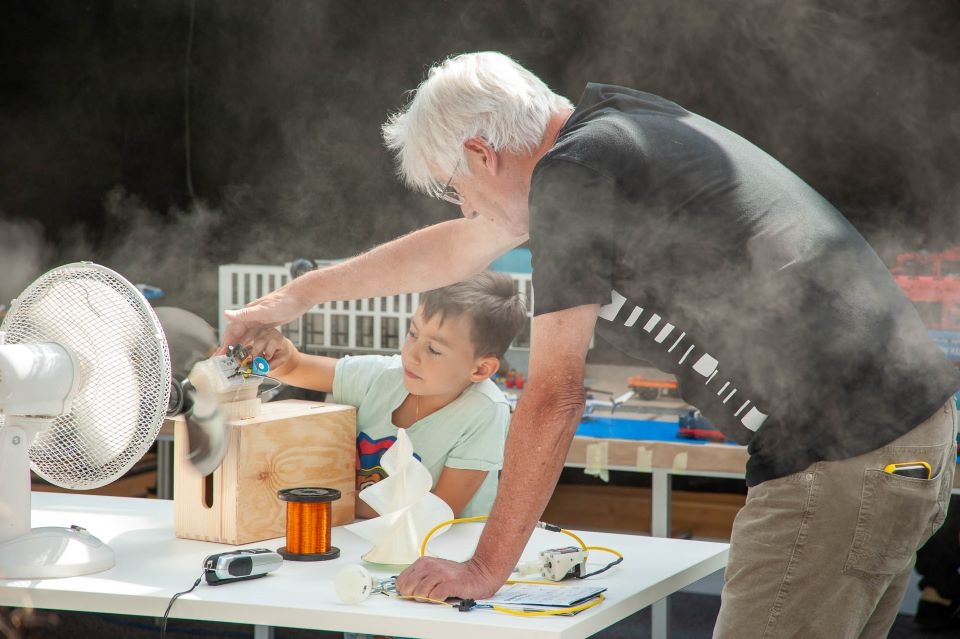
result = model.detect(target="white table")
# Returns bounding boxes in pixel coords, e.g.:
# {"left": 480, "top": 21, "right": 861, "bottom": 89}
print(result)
{"left": 0, "top": 492, "right": 728, "bottom": 639}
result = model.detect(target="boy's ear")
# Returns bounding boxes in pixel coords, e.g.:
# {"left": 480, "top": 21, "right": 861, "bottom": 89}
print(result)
{"left": 469, "top": 354, "right": 500, "bottom": 383}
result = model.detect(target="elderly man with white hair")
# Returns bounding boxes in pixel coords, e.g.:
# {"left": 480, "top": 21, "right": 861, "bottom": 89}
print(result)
{"left": 222, "top": 51, "right": 960, "bottom": 638}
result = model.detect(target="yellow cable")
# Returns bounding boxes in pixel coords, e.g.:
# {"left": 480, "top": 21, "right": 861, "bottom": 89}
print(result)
{"left": 490, "top": 594, "right": 605, "bottom": 617}
{"left": 419, "top": 515, "right": 488, "bottom": 556}
{"left": 415, "top": 516, "right": 620, "bottom": 617}
{"left": 504, "top": 579, "right": 562, "bottom": 586}
{"left": 390, "top": 590, "right": 606, "bottom": 617}
{"left": 560, "top": 528, "right": 587, "bottom": 550}
{"left": 420, "top": 516, "right": 590, "bottom": 557}
{"left": 585, "top": 545, "right": 623, "bottom": 560}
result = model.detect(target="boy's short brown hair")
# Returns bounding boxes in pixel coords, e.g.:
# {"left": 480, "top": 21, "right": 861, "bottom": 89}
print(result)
{"left": 419, "top": 271, "right": 527, "bottom": 359}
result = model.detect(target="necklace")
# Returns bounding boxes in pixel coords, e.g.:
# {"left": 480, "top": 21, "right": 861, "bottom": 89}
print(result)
{"left": 415, "top": 395, "right": 420, "bottom": 422}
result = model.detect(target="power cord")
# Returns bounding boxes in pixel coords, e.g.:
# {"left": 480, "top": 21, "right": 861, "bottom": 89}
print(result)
{"left": 421, "top": 516, "right": 623, "bottom": 580}
{"left": 161, "top": 549, "right": 282, "bottom": 635}
{"left": 416, "top": 516, "right": 623, "bottom": 616}
{"left": 160, "top": 570, "right": 204, "bottom": 639}
{"left": 371, "top": 576, "right": 606, "bottom": 618}
{"left": 253, "top": 374, "right": 284, "bottom": 396}
{"left": 455, "top": 594, "right": 605, "bottom": 617}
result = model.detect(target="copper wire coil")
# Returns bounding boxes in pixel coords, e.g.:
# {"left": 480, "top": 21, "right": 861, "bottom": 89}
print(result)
{"left": 277, "top": 487, "right": 341, "bottom": 561}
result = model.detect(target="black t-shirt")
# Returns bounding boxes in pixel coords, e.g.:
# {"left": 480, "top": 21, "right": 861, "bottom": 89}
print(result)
{"left": 529, "top": 83, "right": 960, "bottom": 486}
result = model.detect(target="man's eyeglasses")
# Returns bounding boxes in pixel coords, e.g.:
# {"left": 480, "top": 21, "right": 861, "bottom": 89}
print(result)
{"left": 432, "top": 160, "right": 465, "bottom": 205}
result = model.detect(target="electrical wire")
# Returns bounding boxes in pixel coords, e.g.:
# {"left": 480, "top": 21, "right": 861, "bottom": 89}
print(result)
{"left": 419, "top": 515, "right": 488, "bottom": 556}
{"left": 223, "top": 368, "right": 283, "bottom": 398}
{"left": 476, "top": 594, "right": 606, "bottom": 617}
{"left": 381, "top": 583, "right": 606, "bottom": 618}
{"left": 419, "top": 517, "right": 588, "bottom": 557}
{"left": 277, "top": 487, "right": 341, "bottom": 561}
{"left": 253, "top": 374, "right": 284, "bottom": 396}
{"left": 415, "top": 515, "right": 623, "bottom": 616}
{"left": 160, "top": 570, "right": 205, "bottom": 639}
{"left": 579, "top": 546, "right": 624, "bottom": 578}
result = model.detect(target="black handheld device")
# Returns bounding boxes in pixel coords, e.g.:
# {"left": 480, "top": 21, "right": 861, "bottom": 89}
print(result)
{"left": 203, "top": 548, "right": 283, "bottom": 585}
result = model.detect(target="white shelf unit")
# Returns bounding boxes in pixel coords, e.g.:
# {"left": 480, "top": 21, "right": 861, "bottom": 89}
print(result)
{"left": 218, "top": 262, "right": 533, "bottom": 367}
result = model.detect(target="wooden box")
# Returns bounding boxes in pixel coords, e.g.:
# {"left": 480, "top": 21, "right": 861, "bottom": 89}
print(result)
{"left": 171, "top": 399, "right": 356, "bottom": 545}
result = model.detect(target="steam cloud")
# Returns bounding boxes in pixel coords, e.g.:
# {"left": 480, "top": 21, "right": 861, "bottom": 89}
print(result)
{"left": 0, "top": 217, "right": 53, "bottom": 313}
{"left": 1, "top": 0, "right": 958, "bottom": 327}
{"left": 556, "top": 0, "right": 960, "bottom": 258}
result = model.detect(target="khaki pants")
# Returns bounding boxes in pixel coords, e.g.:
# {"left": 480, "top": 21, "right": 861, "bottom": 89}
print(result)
{"left": 714, "top": 400, "right": 958, "bottom": 639}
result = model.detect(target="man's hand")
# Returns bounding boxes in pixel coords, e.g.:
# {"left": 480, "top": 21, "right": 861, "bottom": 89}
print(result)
{"left": 395, "top": 556, "right": 505, "bottom": 602}
{"left": 219, "top": 284, "right": 311, "bottom": 353}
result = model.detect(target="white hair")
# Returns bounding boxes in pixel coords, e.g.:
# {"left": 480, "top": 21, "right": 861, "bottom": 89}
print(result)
{"left": 381, "top": 51, "right": 573, "bottom": 194}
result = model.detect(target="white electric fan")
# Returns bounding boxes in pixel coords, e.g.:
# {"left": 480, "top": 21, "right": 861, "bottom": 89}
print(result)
{"left": 0, "top": 261, "right": 172, "bottom": 579}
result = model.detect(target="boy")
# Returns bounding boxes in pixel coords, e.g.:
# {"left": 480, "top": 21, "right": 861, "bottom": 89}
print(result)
{"left": 246, "top": 271, "right": 526, "bottom": 518}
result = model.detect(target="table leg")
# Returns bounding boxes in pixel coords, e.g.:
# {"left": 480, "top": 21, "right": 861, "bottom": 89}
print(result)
{"left": 652, "top": 597, "right": 670, "bottom": 639}
{"left": 650, "top": 469, "right": 673, "bottom": 638}
{"left": 650, "top": 469, "right": 673, "bottom": 639}
{"left": 254, "top": 624, "right": 275, "bottom": 639}
{"left": 651, "top": 469, "right": 672, "bottom": 538}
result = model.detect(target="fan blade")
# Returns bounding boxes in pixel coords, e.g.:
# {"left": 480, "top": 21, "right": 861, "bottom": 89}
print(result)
{"left": 182, "top": 389, "right": 228, "bottom": 477}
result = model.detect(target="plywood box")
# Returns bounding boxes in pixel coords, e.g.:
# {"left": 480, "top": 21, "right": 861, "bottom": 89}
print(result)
{"left": 171, "top": 399, "right": 356, "bottom": 545}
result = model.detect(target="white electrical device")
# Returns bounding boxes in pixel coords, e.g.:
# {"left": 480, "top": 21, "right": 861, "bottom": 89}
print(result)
{"left": 334, "top": 564, "right": 397, "bottom": 604}
{"left": 188, "top": 353, "right": 263, "bottom": 399}
{"left": 203, "top": 548, "right": 283, "bottom": 585}
{"left": 538, "top": 546, "right": 589, "bottom": 581}
{"left": 0, "top": 262, "right": 172, "bottom": 579}
{"left": 185, "top": 345, "right": 266, "bottom": 424}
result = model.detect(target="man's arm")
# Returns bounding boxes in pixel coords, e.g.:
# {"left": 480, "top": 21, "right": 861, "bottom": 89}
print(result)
{"left": 221, "top": 216, "right": 526, "bottom": 349}
{"left": 395, "top": 303, "right": 599, "bottom": 600}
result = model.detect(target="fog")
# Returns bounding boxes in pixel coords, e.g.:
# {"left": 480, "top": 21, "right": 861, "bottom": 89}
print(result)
{"left": 1, "top": 0, "right": 958, "bottom": 326}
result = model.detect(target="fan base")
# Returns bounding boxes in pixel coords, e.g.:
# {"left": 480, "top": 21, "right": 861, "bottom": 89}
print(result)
{"left": 0, "top": 525, "right": 115, "bottom": 579}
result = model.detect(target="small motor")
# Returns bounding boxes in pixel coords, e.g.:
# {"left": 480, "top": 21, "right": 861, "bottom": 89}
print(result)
{"left": 225, "top": 343, "right": 270, "bottom": 378}
{"left": 187, "top": 345, "right": 268, "bottom": 401}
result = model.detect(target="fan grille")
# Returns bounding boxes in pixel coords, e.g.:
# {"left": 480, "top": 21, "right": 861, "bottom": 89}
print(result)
{"left": 1, "top": 262, "right": 171, "bottom": 489}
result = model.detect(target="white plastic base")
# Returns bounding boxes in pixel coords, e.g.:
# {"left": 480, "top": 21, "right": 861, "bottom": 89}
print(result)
{"left": 334, "top": 564, "right": 379, "bottom": 604}
{"left": 0, "top": 525, "right": 115, "bottom": 579}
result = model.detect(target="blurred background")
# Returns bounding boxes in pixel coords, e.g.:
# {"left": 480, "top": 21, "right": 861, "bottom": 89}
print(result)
{"left": 2, "top": 0, "right": 959, "bottom": 327}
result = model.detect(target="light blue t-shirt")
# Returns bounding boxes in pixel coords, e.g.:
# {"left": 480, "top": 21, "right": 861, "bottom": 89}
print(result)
{"left": 332, "top": 354, "right": 509, "bottom": 518}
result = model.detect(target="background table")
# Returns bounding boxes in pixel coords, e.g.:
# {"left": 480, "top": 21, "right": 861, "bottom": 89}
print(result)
{"left": 568, "top": 415, "right": 960, "bottom": 538}
{"left": 0, "top": 492, "right": 728, "bottom": 639}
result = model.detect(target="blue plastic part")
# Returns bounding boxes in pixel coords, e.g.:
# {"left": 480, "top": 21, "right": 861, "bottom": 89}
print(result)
{"left": 251, "top": 356, "right": 270, "bottom": 376}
